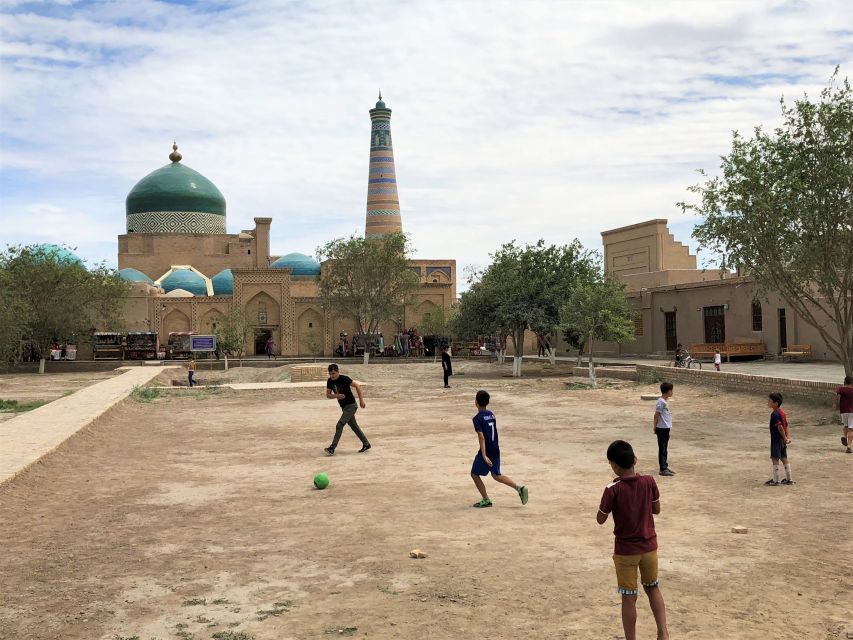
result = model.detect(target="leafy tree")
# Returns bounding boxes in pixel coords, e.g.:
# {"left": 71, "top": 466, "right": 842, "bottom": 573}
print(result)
{"left": 303, "top": 328, "right": 323, "bottom": 362}
{"left": 213, "top": 308, "right": 252, "bottom": 370}
{"left": 0, "top": 245, "right": 129, "bottom": 373}
{"left": 420, "top": 305, "right": 454, "bottom": 340}
{"left": 559, "top": 278, "right": 634, "bottom": 387}
{"left": 684, "top": 69, "right": 853, "bottom": 375}
{"left": 317, "top": 232, "right": 420, "bottom": 365}
{"left": 0, "top": 271, "right": 27, "bottom": 365}
{"left": 455, "top": 240, "right": 598, "bottom": 377}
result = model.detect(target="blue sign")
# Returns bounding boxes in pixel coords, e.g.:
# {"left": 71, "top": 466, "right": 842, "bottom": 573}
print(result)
{"left": 190, "top": 335, "right": 216, "bottom": 352}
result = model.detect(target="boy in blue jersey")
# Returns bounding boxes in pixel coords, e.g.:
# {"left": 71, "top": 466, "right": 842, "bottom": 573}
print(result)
{"left": 470, "top": 390, "right": 529, "bottom": 508}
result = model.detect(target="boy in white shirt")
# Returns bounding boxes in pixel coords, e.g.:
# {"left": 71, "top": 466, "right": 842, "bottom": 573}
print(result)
{"left": 714, "top": 350, "right": 721, "bottom": 371}
{"left": 653, "top": 382, "right": 675, "bottom": 476}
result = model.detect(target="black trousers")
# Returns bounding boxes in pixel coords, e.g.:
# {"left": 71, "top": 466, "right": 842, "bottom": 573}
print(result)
{"left": 443, "top": 370, "right": 451, "bottom": 386}
{"left": 656, "top": 428, "right": 670, "bottom": 471}
{"left": 330, "top": 403, "right": 369, "bottom": 449}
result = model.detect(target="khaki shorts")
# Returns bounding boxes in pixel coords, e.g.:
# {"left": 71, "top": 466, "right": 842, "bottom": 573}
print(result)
{"left": 613, "top": 550, "right": 659, "bottom": 595}
{"left": 842, "top": 413, "right": 853, "bottom": 428}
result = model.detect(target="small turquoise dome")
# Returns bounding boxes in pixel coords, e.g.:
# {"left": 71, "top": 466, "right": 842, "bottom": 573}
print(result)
{"left": 32, "top": 244, "right": 81, "bottom": 264}
{"left": 118, "top": 267, "right": 153, "bottom": 284}
{"left": 270, "top": 252, "right": 321, "bottom": 276}
{"left": 211, "top": 269, "right": 234, "bottom": 295}
{"left": 160, "top": 268, "right": 207, "bottom": 296}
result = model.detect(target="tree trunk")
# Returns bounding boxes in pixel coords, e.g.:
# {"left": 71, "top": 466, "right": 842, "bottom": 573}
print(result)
{"left": 548, "top": 346, "right": 556, "bottom": 366}
{"left": 513, "top": 328, "right": 525, "bottom": 378}
{"left": 224, "top": 355, "right": 229, "bottom": 371}
{"left": 588, "top": 333, "right": 596, "bottom": 387}
{"left": 363, "top": 350, "right": 370, "bottom": 366}
{"left": 38, "top": 357, "right": 46, "bottom": 374}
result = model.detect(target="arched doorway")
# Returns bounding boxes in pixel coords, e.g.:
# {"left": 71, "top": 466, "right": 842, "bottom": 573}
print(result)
{"left": 245, "top": 292, "right": 280, "bottom": 355}
{"left": 163, "top": 308, "right": 190, "bottom": 334}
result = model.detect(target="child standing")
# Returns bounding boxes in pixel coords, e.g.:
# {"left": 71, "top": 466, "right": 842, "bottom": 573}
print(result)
{"left": 470, "top": 390, "right": 528, "bottom": 508}
{"left": 187, "top": 356, "right": 196, "bottom": 387}
{"left": 835, "top": 376, "right": 853, "bottom": 454}
{"left": 597, "top": 440, "right": 669, "bottom": 640}
{"left": 766, "top": 392, "right": 794, "bottom": 485}
{"left": 713, "top": 349, "right": 721, "bottom": 371}
{"left": 653, "top": 382, "right": 675, "bottom": 476}
{"left": 441, "top": 346, "right": 453, "bottom": 388}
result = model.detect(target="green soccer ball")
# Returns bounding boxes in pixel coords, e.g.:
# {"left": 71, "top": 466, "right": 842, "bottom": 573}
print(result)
{"left": 313, "top": 472, "right": 329, "bottom": 490}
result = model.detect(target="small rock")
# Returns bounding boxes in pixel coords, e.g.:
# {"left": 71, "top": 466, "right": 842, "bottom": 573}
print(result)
{"left": 731, "top": 526, "right": 748, "bottom": 534}
{"left": 409, "top": 549, "right": 427, "bottom": 559}
{"left": 640, "top": 394, "right": 658, "bottom": 401}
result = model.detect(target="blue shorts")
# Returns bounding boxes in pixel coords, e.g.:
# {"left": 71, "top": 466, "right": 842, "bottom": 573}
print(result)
{"left": 471, "top": 452, "right": 501, "bottom": 476}
{"left": 770, "top": 439, "right": 787, "bottom": 460}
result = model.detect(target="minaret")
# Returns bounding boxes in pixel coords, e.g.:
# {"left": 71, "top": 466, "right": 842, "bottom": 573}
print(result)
{"left": 364, "top": 92, "right": 403, "bottom": 238}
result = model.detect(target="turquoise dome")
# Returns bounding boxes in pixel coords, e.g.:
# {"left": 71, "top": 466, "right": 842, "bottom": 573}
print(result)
{"left": 211, "top": 269, "right": 234, "bottom": 295}
{"left": 160, "top": 268, "right": 207, "bottom": 296}
{"left": 118, "top": 267, "right": 153, "bottom": 284}
{"left": 125, "top": 144, "right": 226, "bottom": 234}
{"left": 270, "top": 252, "right": 321, "bottom": 276}
{"left": 32, "top": 244, "right": 81, "bottom": 264}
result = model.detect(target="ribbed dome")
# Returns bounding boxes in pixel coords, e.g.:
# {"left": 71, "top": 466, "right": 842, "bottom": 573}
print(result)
{"left": 125, "top": 144, "right": 226, "bottom": 234}
{"left": 211, "top": 269, "right": 234, "bottom": 295}
{"left": 118, "top": 267, "right": 153, "bottom": 284}
{"left": 160, "top": 268, "right": 207, "bottom": 296}
{"left": 31, "top": 244, "right": 81, "bottom": 264}
{"left": 270, "top": 252, "right": 321, "bottom": 276}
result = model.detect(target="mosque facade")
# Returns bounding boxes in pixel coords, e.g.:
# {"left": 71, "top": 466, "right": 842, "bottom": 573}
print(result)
{"left": 116, "top": 96, "right": 456, "bottom": 357}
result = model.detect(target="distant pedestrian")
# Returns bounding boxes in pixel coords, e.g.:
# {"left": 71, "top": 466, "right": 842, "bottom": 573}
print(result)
{"left": 765, "top": 392, "right": 794, "bottom": 485}
{"left": 441, "top": 346, "right": 453, "bottom": 388}
{"left": 835, "top": 375, "right": 853, "bottom": 454}
{"left": 187, "top": 356, "right": 196, "bottom": 387}
{"left": 324, "top": 363, "right": 371, "bottom": 456}
{"left": 265, "top": 337, "right": 277, "bottom": 360}
{"left": 713, "top": 349, "right": 721, "bottom": 371}
{"left": 653, "top": 382, "right": 675, "bottom": 476}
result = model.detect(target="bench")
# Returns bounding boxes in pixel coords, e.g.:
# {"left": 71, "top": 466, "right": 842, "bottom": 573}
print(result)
{"left": 689, "top": 342, "right": 765, "bottom": 362}
{"left": 781, "top": 344, "right": 812, "bottom": 360}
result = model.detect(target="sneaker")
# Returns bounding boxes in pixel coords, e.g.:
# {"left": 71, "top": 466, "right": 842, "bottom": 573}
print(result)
{"left": 764, "top": 479, "right": 780, "bottom": 486}
{"left": 780, "top": 479, "right": 795, "bottom": 485}
{"left": 659, "top": 469, "right": 675, "bottom": 477}
{"left": 324, "top": 447, "right": 335, "bottom": 456}
{"left": 846, "top": 447, "right": 852, "bottom": 454}
{"left": 518, "top": 485, "right": 529, "bottom": 505}
{"left": 842, "top": 436, "right": 848, "bottom": 446}
{"left": 472, "top": 498, "right": 493, "bottom": 508}
{"left": 358, "top": 444, "right": 371, "bottom": 453}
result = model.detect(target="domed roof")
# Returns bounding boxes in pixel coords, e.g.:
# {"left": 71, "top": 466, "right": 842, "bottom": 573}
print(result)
{"left": 270, "top": 252, "right": 321, "bottom": 276}
{"left": 164, "top": 288, "right": 194, "bottom": 298}
{"left": 32, "top": 244, "right": 81, "bottom": 264}
{"left": 211, "top": 269, "right": 234, "bottom": 295}
{"left": 160, "top": 267, "right": 207, "bottom": 296}
{"left": 125, "top": 144, "right": 226, "bottom": 235}
{"left": 118, "top": 267, "right": 153, "bottom": 284}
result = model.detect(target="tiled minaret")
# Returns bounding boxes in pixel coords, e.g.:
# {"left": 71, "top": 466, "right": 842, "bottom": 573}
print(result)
{"left": 364, "top": 92, "right": 403, "bottom": 238}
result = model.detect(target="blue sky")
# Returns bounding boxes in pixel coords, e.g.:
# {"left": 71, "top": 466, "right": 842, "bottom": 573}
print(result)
{"left": 1, "top": 0, "right": 851, "bottom": 280}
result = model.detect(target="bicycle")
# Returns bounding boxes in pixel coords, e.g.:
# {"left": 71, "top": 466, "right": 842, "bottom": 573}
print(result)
{"left": 668, "top": 354, "right": 702, "bottom": 370}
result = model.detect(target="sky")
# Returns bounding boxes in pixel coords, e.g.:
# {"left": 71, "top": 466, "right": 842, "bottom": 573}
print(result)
{"left": 1, "top": 0, "right": 851, "bottom": 282}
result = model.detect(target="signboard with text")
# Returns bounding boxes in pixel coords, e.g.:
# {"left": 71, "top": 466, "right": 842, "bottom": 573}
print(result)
{"left": 190, "top": 335, "right": 216, "bottom": 352}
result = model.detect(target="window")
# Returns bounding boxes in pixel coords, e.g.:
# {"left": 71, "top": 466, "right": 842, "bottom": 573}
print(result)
{"left": 751, "top": 300, "right": 763, "bottom": 331}
{"left": 308, "top": 322, "right": 313, "bottom": 328}
{"left": 634, "top": 313, "right": 644, "bottom": 337}
{"left": 258, "top": 301, "right": 267, "bottom": 324}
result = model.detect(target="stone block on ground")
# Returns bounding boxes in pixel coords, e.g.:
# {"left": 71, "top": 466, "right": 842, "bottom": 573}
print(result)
{"left": 641, "top": 394, "right": 658, "bottom": 400}
{"left": 731, "top": 526, "right": 748, "bottom": 534}
{"left": 291, "top": 365, "right": 328, "bottom": 383}
{"left": 409, "top": 549, "right": 427, "bottom": 559}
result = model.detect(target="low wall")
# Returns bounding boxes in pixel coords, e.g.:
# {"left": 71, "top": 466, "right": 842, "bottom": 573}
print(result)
{"left": 636, "top": 364, "right": 836, "bottom": 404}
{"left": 572, "top": 366, "right": 637, "bottom": 381}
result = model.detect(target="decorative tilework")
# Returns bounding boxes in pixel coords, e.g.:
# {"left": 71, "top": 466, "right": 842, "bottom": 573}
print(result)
{"left": 372, "top": 121, "right": 390, "bottom": 130}
{"left": 369, "top": 157, "right": 394, "bottom": 162}
{"left": 367, "top": 187, "right": 399, "bottom": 195}
{"left": 368, "top": 178, "right": 397, "bottom": 184}
{"left": 366, "top": 210, "right": 401, "bottom": 216}
{"left": 127, "top": 211, "right": 226, "bottom": 234}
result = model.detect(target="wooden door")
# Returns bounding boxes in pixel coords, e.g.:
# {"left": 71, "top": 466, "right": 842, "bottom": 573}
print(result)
{"left": 664, "top": 312, "right": 678, "bottom": 351}
{"left": 703, "top": 306, "right": 726, "bottom": 343}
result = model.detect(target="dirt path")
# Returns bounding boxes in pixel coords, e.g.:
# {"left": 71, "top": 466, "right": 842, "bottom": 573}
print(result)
{"left": 0, "top": 362, "right": 850, "bottom": 639}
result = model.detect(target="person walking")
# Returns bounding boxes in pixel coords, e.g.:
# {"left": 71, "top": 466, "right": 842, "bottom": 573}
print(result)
{"left": 324, "top": 363, "right": 371, "bottom": 455}
{"left": 187, "top": 356, "right": 196, "bottom": 387}
{"left": 441, "top": 346, "right": 453, "bottom": 388}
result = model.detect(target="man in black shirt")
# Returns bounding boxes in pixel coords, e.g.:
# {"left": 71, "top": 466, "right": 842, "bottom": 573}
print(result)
{"left": 324, "top": 363, "right": 371, "bottom": 455}
{"left": 441, "top": 346, "right": 453, "bottom": 388}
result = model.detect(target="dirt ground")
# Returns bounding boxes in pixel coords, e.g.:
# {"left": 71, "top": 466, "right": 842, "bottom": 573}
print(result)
{"left": 0, "top": 370, "right": 120, "bottom": 422}
{"left": 0, "top": 361, "right": 850, "bottom": 640}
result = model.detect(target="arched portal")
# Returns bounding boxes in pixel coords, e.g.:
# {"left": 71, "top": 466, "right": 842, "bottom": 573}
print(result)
{"left": 163, "top": 308, "right": 190, "bottom": 334}
{"left": 297, "top": 307, "right": 324, "bottom": 357}
{"left": 244, "top": 292, "right": 280, "bottom": 355}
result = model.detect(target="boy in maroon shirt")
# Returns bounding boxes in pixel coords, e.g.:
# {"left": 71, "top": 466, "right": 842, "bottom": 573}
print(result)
{"left": 835, "top": 375, "right": 853, "bottom": 454}
{"left": 597, "top": 440, "right": 669, "bottom": 640}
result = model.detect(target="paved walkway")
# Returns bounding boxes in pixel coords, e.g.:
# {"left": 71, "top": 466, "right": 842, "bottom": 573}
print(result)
{"left": 0, "top": 366, "right": 173, "bottom": 485}
{"left": 150, "top": 381, "right": 328, "bottom": 391}
{"left": 525, "top": 355, "right": 847, "bottom": 384}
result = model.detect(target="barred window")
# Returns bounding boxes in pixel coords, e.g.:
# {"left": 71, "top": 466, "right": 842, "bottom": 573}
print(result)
{"left": 751, "top": 300, "right": 763, "bottom": 332}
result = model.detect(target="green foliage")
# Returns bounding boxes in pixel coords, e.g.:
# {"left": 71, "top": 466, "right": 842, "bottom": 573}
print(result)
{"left": 316, "top": 232, "right": 419, "bottom": 342}
{"left": 213, "top": 309, "right": 252, "bottom": 359}
{"left": 0, "top": 398, "right": 48, "bottom": 412}
{"left": 212, "top": 632, "right": 254, "bottom": 640}
{"left": 131, "top": 386, "right": 161, "bottom": 403}
{"left": 683, "top": 69, "right": 853, "bottom": 374}
{"left": 0, "top": 244, "right": 130, "bottom": 366}
{"left": 419, "top": 305, "right": 454, "bottom": 339}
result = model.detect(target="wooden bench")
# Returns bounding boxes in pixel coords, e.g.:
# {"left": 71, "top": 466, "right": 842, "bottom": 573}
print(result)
{"left": 781, "top": 344, "right": 812, "bottom": 360}
{"left": 690, "top": 342, "right": 765, "bottom": 362}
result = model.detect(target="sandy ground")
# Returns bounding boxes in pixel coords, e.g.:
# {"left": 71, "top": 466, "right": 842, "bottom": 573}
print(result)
{"left": 0, "top": 361, "right": 850, "bottom": 640}
{"left": 0, "top": 370, "right": 120, "bottom": 422}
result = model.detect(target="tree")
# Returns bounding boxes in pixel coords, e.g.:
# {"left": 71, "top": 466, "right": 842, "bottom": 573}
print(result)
{"left": 213, "top": 308, "right": 252, "bottom": 370}
{"left": 454, "top": 240, "right": 598, "bottom": 377}
{"left": 420, "top": 305, "right": 454, "bottom": 349}
{"left": 0, "top": 245, "right": 130, "bottom": 373}
{"left": 303, "top": 328, "right": 323, "bottom": 362}
{"left": 559, "top": 278, "right": 634, "bottom": 387}
{"left": 684, "top": 69, "right": 853, "bottom": 375}
{"left": 317, "top": 232, "right": 420, "bottom": 365}
{"left": 0, "top": 271, "right": 27, "bottom": 365}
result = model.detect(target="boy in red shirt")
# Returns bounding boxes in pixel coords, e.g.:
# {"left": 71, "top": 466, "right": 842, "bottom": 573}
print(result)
{"left": 835, "top": 376, "right": 853, "bottom": 454}
{"left": 597, "top": 440, "right": 669, "bottom": 640}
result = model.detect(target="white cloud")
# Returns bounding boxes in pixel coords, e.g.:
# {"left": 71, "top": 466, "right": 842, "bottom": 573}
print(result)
{"left": 0, "top": 0, "right": 851, "bottom": 280}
